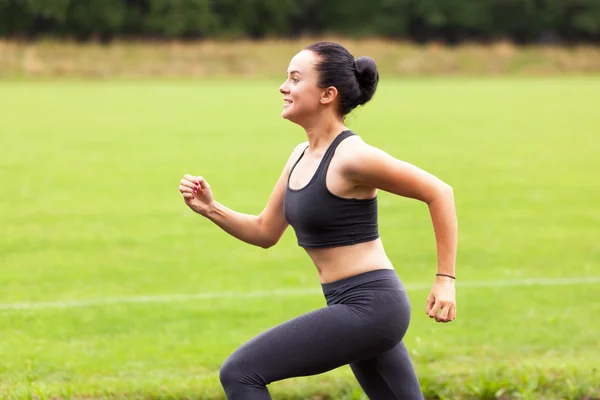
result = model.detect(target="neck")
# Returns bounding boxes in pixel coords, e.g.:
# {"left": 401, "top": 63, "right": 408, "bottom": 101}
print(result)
{"left": 302, "top": 117, "right": 348, "bottom": 153}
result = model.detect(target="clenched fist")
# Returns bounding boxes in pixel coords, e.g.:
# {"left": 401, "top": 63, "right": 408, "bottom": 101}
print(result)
{"left": 179, "top": 174, "right": 215, "bottom": 216}
{"left": 425, "top": 276, "right": 456, "bottom": 323}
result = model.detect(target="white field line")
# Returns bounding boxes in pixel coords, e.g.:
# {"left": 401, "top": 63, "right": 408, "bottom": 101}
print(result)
{"left": 1, "top": 276, "right": 599, "bottom": 312}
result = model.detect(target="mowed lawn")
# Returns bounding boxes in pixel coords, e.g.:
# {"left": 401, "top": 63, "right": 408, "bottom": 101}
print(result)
{"left": 0, "top": 77, "right": 599, "bottom": 399}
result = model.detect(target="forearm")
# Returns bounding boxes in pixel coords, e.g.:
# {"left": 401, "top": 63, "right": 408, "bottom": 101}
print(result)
{"left": 203, "top": 201, "right": 273, "bottom": 248}
{"left": 427, "top": 186, "right": 458, "bottom": 277}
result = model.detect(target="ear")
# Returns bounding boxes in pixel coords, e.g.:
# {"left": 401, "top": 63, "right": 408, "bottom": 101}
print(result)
{"left": 320, "top": 86, "right": 338, "bottom": 105}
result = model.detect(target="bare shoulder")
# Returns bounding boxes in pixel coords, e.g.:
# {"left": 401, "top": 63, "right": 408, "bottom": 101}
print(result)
{"left": 337, "top": 133, "right": 370, "bottom": 152}
{"left": 293, "top": 140, "right": 310, "bottom": 153}
{"left": 286, "top": 141, "right": 309, "bottom": 168}
{"left": 335, "top": 134, "right": 384, "bottom": 168}
{"left": 335, "top": 133, "right": 450, "bottom": 201}
{"left": 335, "top": 133, "right": 406, "bottom": 186}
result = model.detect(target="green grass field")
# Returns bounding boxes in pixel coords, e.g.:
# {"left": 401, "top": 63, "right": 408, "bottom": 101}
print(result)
{"left": 1, "top": 77, "right": 599, "bottom": 399}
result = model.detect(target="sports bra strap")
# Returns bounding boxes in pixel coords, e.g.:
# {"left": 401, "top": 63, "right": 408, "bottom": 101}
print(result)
{"left": 314, "top": 130, "right": 356, "bottom": 181}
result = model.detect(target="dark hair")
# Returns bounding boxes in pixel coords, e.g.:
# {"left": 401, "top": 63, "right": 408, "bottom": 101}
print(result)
{"left": 304, "top": 41, "right": 379, "bottom": 117}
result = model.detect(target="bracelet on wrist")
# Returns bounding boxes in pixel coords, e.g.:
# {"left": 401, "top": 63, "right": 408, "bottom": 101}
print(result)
{"left": 436, "top": 273, "right": 455, "bottom": 280}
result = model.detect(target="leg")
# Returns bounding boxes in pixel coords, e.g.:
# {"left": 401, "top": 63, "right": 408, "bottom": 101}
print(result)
{"left": 350, "top": 341, "right": 424, "bottom": 400}
{"left": 219, "top": 304, "right": 402, "bottom": 400}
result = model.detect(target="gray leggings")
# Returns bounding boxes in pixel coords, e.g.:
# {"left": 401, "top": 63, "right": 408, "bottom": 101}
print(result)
{"left": 219, "top": 269, "right": 424, "bottom": 399}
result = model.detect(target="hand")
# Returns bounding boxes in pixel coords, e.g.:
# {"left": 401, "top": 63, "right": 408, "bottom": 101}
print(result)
{"left": 425, "top": 276, "right": 456, "bottom": 323}
{"left": 179, "top": 174, "right": 215, "bottom": 216}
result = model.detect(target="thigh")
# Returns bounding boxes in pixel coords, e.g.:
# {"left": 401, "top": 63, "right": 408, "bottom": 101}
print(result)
{"left": 223, "top": 303, "right": 397, "bottom": 385}
{"left": 350, "top": 341, "right": 424, "bottom": 400}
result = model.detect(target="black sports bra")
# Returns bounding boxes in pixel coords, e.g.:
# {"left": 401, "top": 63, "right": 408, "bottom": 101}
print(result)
{"left": 283, "top": 130, "right": 379, "bottom": 248}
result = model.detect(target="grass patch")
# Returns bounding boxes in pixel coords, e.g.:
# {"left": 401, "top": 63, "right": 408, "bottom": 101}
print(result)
{"left": 0, "top": 77, "right": 599, "bottom": 399}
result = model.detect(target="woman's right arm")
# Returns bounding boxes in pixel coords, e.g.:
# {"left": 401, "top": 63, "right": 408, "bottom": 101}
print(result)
{"left": 179, "top": 144, "right": 305, "bottom": 249}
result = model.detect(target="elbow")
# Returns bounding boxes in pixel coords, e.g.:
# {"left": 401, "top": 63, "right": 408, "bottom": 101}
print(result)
{"left": 255, "top": 216, "right": 286, "bottom": 249}
{"left": 441, "top": 183, "right": 454, "bottom": 197}
{"left": 258, "top": 237, "right": 278, "bottom": 249}
{"left": 426, "top": 183, "right": 453, "bottom": 205}
{"left": 439, "top": 183, "right": 454, "bottom": 203}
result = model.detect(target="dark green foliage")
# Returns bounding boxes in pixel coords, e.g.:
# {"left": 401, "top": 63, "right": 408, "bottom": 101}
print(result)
{"left": 0, "top": 0, "right": 598, "bottom": 43}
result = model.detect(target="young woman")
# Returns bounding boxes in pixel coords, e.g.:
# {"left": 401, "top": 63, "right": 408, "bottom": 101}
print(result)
{"left": 179, "top": 41, "right": 457, "bottom": 400}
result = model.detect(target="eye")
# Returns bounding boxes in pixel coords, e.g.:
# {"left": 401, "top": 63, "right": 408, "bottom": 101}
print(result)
{"left": 292, "top": 77, "right": 299, "bottom": 83}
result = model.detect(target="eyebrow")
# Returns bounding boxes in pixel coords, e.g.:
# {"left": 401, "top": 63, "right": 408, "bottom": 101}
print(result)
{"left": 288, "top": 70, "right": 302, "bottom": 75}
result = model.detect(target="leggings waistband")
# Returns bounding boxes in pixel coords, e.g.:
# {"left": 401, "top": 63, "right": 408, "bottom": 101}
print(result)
{"left": 320, "top": 269, "right": 400, "bottom": 296}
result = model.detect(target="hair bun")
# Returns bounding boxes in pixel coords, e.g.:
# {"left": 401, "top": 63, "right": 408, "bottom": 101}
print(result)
{"left": 355, "top": 56, "right": 379, "bottom": 105}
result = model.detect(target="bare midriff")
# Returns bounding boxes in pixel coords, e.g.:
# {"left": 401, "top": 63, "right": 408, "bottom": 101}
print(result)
{"left": 304, "top": 238, "right": 395, "bottom": 284}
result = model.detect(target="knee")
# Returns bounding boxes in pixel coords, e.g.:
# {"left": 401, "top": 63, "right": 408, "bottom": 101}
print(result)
{"left": 219, "top": 355, "right": 241, "bottom": 389}
{"left": 219, "top": 352, "right": 265, "bottom": 390}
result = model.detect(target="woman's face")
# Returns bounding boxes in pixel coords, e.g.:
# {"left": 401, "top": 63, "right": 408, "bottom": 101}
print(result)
{"left": 279, "top": 50, "right": 324, "bottom": 125}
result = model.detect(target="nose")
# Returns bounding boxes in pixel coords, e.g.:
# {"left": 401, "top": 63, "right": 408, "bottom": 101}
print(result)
{"left": 279, "top": 81, "right": 289, "bottom": 94}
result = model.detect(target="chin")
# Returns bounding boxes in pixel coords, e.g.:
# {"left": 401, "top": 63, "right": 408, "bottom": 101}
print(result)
{"left": 281, "top": 106, "right": 308, "bottom": 126}
{"left": 281, "top": 109, "right": 296, "bottom": 122}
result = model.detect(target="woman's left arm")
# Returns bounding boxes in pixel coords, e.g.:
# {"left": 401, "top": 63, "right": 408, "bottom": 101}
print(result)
{"left": 344, "top": 142, "right": 458, "bottom": 322}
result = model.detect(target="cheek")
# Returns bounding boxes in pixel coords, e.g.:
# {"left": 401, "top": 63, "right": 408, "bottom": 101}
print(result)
{"left": 294, "top": 86, "right": 321, "bottom": 109}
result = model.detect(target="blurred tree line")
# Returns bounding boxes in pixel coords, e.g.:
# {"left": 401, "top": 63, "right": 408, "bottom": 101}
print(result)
{"left": 1, "top": 0, "right": 599, "bottom": 44}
